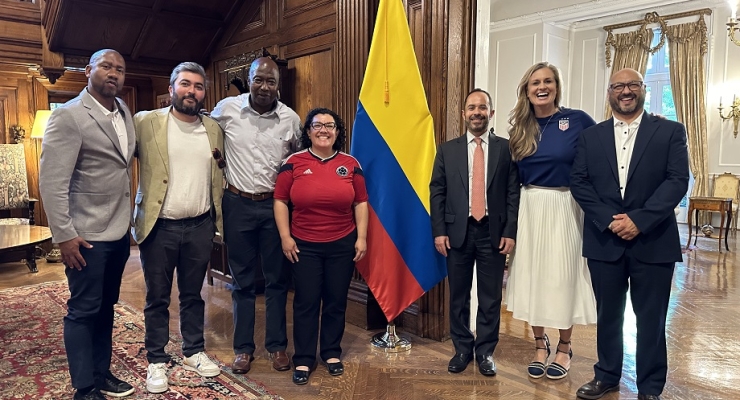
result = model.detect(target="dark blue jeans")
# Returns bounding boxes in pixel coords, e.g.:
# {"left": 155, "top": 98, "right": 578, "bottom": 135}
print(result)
{"left": 222, "top": 190, "right": 289, "bottom": 355}
{"left": 64, "top": 234, "right": 129, "bottom": 389}
{"left": 139, "top": 213, "right": 215, "bottom": 363}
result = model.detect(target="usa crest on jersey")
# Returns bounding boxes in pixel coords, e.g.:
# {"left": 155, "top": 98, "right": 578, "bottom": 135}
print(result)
{"left": 558, "top": 119, "right": 569, "bottom": 131}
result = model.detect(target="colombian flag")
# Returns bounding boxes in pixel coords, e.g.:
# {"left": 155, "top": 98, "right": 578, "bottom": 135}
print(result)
{"left": 350, "top": 0, "right": 447, "bottom": 322}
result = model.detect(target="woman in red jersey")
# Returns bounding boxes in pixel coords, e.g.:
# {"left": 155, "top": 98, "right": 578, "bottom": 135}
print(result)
{"left": 274, "top": 107, "right": 368, "bottom": 386}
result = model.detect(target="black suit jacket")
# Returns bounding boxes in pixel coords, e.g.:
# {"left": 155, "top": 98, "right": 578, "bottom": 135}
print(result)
{"left": 570, "top": 112, "right": 689, "bottom": 264}
{"left": 430, "top": 132, "right": 520, "bottom": 249}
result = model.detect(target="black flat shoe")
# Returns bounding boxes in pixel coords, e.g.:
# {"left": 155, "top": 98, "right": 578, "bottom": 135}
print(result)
{"left": 448, "top": 353, "right": 473, "bottom": 373}
{"left": 638, "top": 394, "right": 661, "bottom": 400}
{"left": 325, "top": 361, "right": 344, "bottom": 376}
{"left": 292, "top": 369, "right": 311, "bottom": 385}
{"left": 576, "top": 379, "right": 619, "bottom": 399}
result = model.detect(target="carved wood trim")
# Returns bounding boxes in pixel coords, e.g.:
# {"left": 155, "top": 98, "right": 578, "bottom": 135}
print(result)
{"left": 335, "top": 0, "right": 377, "bottom": 147}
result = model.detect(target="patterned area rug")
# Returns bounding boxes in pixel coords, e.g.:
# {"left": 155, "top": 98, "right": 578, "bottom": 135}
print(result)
{"left": 0, "top": 281, "right": 282, "bottom": 399}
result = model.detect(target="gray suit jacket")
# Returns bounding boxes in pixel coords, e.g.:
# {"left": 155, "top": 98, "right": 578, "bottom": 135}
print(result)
{"left": 40, "top": 88, "right": 136, "bottom": 243}
{"left": 131, "top": 107, "right": 225, "bottom": 244}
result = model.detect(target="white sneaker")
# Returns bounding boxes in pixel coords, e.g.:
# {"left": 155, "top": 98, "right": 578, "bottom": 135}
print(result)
{"left": 183, "top": 352, "right": 221, "bottom": 377}
{"left": 146, "top": 363, "right": 169, "bottom": 393}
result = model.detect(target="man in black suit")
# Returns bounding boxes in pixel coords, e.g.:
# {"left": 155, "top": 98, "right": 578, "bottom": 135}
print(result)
{"left": 570, "top": 68, "right": 689, "bottom": 400}
{"left": 430, "top": 88, "right": 520, "bottom": 376}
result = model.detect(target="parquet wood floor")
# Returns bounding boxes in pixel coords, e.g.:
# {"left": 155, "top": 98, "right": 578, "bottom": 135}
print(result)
{"left": 1, "top": 228, "right": 737, "bottom": 399}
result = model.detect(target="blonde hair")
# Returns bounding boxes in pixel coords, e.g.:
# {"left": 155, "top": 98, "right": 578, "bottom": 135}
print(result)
{"left": 507, "top": 62, "right": 562, "bottom": 161}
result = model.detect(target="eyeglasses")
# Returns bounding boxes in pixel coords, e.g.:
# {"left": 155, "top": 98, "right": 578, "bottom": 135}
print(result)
{"left": 212, "top": 148, "right": 225, "bottom": 169}
{"left": 608, "top": 81, "right": 644, "bottom": 92}
{"left": 310, "top": 122, "right": 337, "bottom": 131}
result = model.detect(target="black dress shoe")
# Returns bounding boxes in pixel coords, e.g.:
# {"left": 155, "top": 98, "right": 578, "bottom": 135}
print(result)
{"left": 447, "top": 353, "right": 473, "bottom": 373}
{"left": 325, "top": 361, "right": 344, "bottom": 376}
{"left": 576, "top": 379, "right": 619, "bottom": 399}
{"left": 638, "top": 394, "right": 661, "bottom": 400}
{"left": 476, "top": 355, "right": 497, "bottom": 376}
{"left": 293, "top": 369, "right": 311, "bottom": 385}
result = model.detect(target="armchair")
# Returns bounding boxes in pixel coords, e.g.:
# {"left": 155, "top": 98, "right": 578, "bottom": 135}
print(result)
{"left": 712, "top": 172, "right": 739, "bottom": 232}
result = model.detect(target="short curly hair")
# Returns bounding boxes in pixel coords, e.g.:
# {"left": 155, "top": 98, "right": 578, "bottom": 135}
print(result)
{"left": 300, "top": 107, "right": 346, "bottom": 151}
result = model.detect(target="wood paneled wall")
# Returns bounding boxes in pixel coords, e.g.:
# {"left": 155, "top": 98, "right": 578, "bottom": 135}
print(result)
{"left": 207, "top": 0, "right": 475, "bottom": 340}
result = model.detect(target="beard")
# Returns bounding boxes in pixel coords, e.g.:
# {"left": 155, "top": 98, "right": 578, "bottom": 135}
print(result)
{"left": 93, "top": 80, "right": 119, "bottom": 99}
{"left": 464, "top": 115, "right": 489, "bottom": 134}
{"left": 609, "top": 92, "right": 646, "bottom": 115}
{"left": 172, "top": 93, "right": 203, "bottom": 116}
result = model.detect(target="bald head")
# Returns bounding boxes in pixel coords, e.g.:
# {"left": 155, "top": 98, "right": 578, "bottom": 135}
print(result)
{"left": 89, "top": 48, "right": 123, "bottom": 67}
{"left": 249, "top": 57, "right": 279, "bottom": 82}
{"left": 248, "top": 57, "right": 280, "bottom": 114}
{"left": 608, "top": 68, "right": 646, "bottom": 122}
{"left": 610, "top": 68, "right": 643, "bottom": 85}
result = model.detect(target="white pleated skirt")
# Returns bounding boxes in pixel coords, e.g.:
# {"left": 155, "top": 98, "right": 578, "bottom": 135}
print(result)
{"left": 505, "top": 185, "right": 597, "bottom": 329}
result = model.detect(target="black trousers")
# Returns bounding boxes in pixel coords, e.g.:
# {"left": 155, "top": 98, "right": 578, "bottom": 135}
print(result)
{"left": 139, "top": 213, "right": 214, "bottom": 363}
{"left": 447, "top": 218, "right": 505, "bottom": 358}
{"left": 64, "top": 234, "right": 129, "bottom": 389}
{"left": 291, "top": 231, "right": 356, "bottom": 368}
{"left": 222, "top": 190, "right": 289, "bottom": 355}
{"left": 588, "top": 248, "right": 674, "bottom": 396}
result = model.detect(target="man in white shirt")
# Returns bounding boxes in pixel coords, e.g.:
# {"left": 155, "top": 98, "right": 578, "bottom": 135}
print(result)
{"left": 132, "top": 62, "right": 225, "bottom": 393}
{"left": 571, "top": 68, "right": 689, "bottom": 400}
{"left": 211, "top": 57, "right": 301, "bottom": 374}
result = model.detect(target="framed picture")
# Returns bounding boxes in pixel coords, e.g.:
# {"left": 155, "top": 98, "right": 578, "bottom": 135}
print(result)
{"left": 156, "top": 94, "right": 171, "bottom": 108}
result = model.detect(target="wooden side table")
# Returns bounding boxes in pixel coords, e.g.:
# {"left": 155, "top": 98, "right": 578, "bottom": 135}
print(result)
{"left": 686, "top": 197, "right": 733, "bottom": 252}
{"left": 0, "top": 225, "right": 52, "bottom": 272}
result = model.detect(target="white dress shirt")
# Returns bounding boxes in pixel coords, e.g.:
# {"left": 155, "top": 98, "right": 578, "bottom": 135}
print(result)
{"left": 613, "top": 113, "right": 643, "bottom": 198}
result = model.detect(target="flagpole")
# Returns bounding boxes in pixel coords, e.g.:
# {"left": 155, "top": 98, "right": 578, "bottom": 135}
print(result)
{"left": 370, "top": 320, "right": 412, "bottom": 352}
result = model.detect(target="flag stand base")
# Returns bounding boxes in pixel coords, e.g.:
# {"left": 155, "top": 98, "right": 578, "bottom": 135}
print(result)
{"left": 371, "top": 323, "right": 411, "bottom": 352}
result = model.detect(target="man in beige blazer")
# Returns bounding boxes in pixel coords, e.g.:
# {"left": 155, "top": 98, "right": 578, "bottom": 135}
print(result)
{"left": 131, "top": 62, "right": 224, "bottom": 394}
{"left": 40, "top": 49, "right": 136, "bottom": 400}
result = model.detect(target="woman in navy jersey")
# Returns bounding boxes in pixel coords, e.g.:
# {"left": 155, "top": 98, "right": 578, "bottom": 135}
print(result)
{"left": 504, "top": 62, "right": 597, "bottom": 380}
{"left": 274, "top": 107, "right": 368, "bottom": 385}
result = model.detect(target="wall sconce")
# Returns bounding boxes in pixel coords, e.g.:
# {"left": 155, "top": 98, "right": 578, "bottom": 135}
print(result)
{"left": 729, "top": 2, "right": 740, "bottom": 45}
{"left": 718, "top": 96, "right": 740, "bottom": 138}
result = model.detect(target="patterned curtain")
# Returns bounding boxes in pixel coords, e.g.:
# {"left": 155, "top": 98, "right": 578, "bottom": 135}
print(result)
{"left": 603, "top": 28, "right": 654, "bottom": 119}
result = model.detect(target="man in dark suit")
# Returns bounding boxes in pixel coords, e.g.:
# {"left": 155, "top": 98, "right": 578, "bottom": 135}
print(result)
{"left": 570, "top": 68, "right": 689, "bottom": 400}
{"left": 430, "top": 88, "right": 520, "bottom": 376}
{"left": 40, "top": 49, "right": 136, "bottom": 400}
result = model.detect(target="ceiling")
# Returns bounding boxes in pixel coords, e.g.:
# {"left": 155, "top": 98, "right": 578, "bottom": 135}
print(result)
{"left": 43, "top": 0, "right": 251, "bottom": 75}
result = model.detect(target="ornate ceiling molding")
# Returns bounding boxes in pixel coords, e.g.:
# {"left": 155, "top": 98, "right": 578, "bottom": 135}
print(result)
{"left": 490, "top": 0, "right": 725, "bottom": 32}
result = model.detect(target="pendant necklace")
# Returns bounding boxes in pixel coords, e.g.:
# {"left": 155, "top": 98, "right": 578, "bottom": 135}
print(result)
{"left": 538, "top": 108, "right": 559, "bottom": 140}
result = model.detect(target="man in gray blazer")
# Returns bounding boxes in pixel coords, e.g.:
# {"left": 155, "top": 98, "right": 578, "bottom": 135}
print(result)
{"left": 40, "top": 49, "right": 136, "bottom": 400}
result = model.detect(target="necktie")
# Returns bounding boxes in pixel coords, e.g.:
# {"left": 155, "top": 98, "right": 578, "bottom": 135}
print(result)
{"left": 471, "top": 137, "right": 485, "bottom": 221}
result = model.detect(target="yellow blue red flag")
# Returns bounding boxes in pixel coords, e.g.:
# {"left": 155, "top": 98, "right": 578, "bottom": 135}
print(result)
{"left": 350, "top": 0, "right": 446, "bottom": 321}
